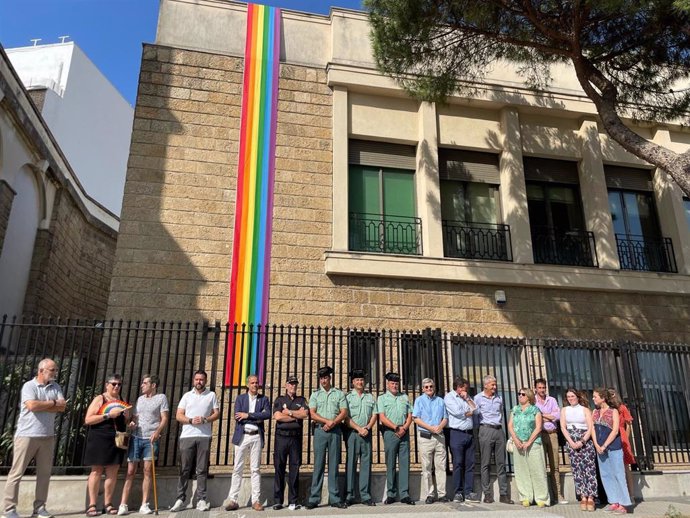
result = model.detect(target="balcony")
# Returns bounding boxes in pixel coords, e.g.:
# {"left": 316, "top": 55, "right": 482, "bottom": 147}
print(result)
{"left": 442, "top": 221, "right": 512, "bottom": 261}
{"left": 616, "top": 234, "right": 677, "bottom": 273}
{"left": 531, "top": 226, "right": 599, "bottom": 267}
{"left": 349, "top": 212, "right": 422, "bottom": 255}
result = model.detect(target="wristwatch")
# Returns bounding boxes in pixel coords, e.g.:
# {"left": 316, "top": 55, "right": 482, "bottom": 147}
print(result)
{"left": 288, "top": 410, "right": 293, "bottom": 417}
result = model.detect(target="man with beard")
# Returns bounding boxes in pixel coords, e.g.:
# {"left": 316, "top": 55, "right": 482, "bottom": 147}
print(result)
{"left": 271, "top": 375, "right": 308, "bottom": 511}
{"left": 170, "top": 371, "right": 219, "bottom": 512}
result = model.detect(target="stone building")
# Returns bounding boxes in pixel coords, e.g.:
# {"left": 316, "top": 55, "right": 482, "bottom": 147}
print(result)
{"left": 109, "top": 0, "right": 690, "bottom": 344}
{"left": 0, "top": 47, "right": 118, "bottom": 320}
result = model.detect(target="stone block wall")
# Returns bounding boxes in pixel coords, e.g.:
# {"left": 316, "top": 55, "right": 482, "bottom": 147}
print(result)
{"left": 108, "top": 44, "right": 690, "bottom": 343}
{"left": 22, "top": 187, "right": 117, "bottom": 319}
{"left": 0, "top": 180, "right": 15, "bottom": 257}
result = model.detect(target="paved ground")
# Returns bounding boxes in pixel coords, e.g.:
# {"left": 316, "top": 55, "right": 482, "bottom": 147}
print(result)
{"left": 52, "top": 498, "right": 690, "bottom": 518}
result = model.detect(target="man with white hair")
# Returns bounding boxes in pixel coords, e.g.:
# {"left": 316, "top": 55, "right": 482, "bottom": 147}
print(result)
{"left": 2, "top": 359, "right": 65, "bottom": 518}
{"left": 473, "top": 375, "right": 513, "bottom": 504}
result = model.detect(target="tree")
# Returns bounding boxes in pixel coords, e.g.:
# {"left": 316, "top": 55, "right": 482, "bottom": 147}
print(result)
{"left": 366, "top": 0, "right": 690, "bottom": 196}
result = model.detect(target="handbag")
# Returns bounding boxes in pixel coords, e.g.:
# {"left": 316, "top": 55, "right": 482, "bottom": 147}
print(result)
{"left": 506, "top": 437, "right": 515, "bottom": 453}
{"left": 115, "top": 430, "right": 130, "bottom": 450}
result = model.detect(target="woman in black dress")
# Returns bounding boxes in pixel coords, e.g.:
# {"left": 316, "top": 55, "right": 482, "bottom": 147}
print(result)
{"left": 83, "top": 374, "right": 130, "bottom": 516}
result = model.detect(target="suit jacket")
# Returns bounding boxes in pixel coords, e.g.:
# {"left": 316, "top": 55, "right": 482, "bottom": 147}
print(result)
{"left": 231, "top": 392, "right": 271, "bottom": 447}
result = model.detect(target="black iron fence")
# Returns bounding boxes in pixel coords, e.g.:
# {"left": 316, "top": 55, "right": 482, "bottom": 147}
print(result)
{"left": 0, "top": 317, "right": 688, "bottom": 473}
{"left": 531, "top": 226, "right": 599, "bottom": 267}
{"left": 616, "top": 234, "right": 678, "bottom": 273}
{"left": 442, "top": 221, "right": 512, "bottom": 261}
{"left": 349, "top": 212, "right": 422, "bottom": 255}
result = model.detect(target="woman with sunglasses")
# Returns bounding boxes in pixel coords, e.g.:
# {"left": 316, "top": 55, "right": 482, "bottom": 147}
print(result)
{"left": 508, "top": 388, "right": 549, "bottom": 507}
{"left": 83, "top": 374, "right": 130, "bottom": 516}
{"left": 560, "top": 388, "right": 597, "bottom": 511}
{"left": 591, "top": 388, "right": 632, "bottom": 514}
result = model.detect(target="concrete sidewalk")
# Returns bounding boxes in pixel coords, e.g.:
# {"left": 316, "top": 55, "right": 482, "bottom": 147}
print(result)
{"left": 47, "top": 498, "right": 690, "bottom": 518}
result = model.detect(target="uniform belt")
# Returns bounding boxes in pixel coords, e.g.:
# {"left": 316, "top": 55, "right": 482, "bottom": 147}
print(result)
{"left": 480, "top": 424, "right": 502, "bottom": 430}
{"left": 244, "top": 429, "right": 260, "bottom": 435}
{"left": 276, "top": 430, "right": 301, "bottom": 438}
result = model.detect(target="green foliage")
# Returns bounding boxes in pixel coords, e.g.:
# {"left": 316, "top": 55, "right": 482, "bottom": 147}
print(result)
{"left": 366, "top": 0, "right": 690, "bottom": 122}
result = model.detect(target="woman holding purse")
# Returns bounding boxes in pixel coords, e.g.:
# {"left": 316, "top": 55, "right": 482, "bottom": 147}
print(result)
{"left": 508, "top": 388, "right": 549, "bottom": 507}
{"left": 83, "top": 374, "right": 130, "bottom": 516}
{"left": 560, "top": 388, "right": 597, "bottom": 511}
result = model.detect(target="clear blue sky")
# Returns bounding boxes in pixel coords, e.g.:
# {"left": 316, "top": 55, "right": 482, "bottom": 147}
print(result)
{"left": 0, "top": 0, "right": 364, "bottom": 106}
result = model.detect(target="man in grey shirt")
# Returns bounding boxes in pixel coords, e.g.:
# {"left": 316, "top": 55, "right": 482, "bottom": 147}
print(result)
{"left": 119, "top": 375, "right": 169, "bottom": 515}
{"left": 2, "top": 359, "right": 65, "bottom": 518}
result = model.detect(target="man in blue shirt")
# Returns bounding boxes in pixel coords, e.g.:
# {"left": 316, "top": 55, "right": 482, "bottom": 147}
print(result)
{"left": 444, "top": 377, "right": 479, "bottom": 504}
{"left": 412, "top": 378, "right": 449, "bottom": 504}
{"left": 473, "top": 375, "right": 513, "bottom": 504}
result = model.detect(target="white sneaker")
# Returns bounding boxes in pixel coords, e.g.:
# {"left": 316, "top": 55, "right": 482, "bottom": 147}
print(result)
{"left": 138, "top": 503, "right": 153, "bottom": 515}
{"left": 288, "top": 504, "right": 301, "bottom": 511}
{"left": 32, "top": 507, "right": 54, "bottom": 518}
{"left": 170, "top": 499, "right": 185, "bottom": 512}
{"left": 195, "top": 500, "right": 210, "bottom": 512}
{"left": 117, "top": 504, "right": 128, "bottom": 516}
{"left": 3, "top": 510, "right": 20, "bottom": 518}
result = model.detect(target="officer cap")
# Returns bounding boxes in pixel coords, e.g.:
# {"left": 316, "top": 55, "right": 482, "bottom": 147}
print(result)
{"left": 286, "top": 375, "right": 299, "bottom": 384}
{"left": 317, "top": 366, "right": 333, "bottom": 378}
{"left": 385, "top": 372, "right": 400, "bottom": 382}
{"left": 350, "top": 369, "right": 366, "bottom": 380}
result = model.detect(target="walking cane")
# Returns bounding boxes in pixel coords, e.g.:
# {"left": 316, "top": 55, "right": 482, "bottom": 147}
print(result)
{"left": 151, "top": 439, "right": 159, "bottom": 515}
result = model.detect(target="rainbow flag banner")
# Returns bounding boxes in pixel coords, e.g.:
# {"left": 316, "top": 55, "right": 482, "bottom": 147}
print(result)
{"left": 225, "top": 3, "right": 281, "bottom": 387}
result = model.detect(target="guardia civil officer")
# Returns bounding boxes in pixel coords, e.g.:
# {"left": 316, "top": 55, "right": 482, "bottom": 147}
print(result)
{"left": 272, "top": 375, "right": 308, "bottom": 511}
{"left": 344, "top": 369, "right": 377, "bottom": 506}
{"left": 376, "top": 372, "right": 414, "bottom": 505}
{"left": 305, "top": 366, "right": 348, "bottom": 510}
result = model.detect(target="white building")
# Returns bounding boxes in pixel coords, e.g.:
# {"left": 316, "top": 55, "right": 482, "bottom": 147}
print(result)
{"left": 6, "top": 42, "right": 134, "bottom": 215}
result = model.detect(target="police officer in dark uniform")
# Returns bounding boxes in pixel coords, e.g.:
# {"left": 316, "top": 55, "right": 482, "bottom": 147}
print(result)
{"left": 272, "top": 375, "right": 308, "bottom": 511}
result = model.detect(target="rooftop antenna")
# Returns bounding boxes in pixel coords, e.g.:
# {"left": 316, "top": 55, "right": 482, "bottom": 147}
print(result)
{"left": 58, "top": 35, "right": 70, "bottom": 43}
{"left": 30, "top": 38, "right": 41, "bottom": 46}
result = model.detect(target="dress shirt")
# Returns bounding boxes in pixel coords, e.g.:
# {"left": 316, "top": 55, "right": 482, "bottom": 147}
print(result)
{"left": 412, "top": 393, "right": 448, "bottom": 427}
{"left": 444, "top": 391, "right": 476, "bottom": 430}
{"left": 375, "top": 391, "right": 411, "bottom": 426}
{"left": 473, "top": 392, "right": 503, "bottom": 426}
{"left": 245, "top": 393, "right": 259, "bottom": 432}
{"left": 535, "top": 394, "right": 559, "bottom": 432}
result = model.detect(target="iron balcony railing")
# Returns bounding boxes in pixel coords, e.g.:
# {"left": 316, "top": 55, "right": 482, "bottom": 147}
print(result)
{"left": 531, "top": 226, "right": 599, "bottom": 267}
{"left": 349, "top": 212, "right": 422, "bottom": 255}
{"left": 442, "top": 220, "right": 512, "bottom": 261}
{"left": 616, "top": 234, "right": 677, "bottom": 273}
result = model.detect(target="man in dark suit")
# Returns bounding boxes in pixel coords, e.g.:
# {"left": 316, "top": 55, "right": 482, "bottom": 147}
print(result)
{"left": 223, "top": 375, "right": 271, "bottom": 512}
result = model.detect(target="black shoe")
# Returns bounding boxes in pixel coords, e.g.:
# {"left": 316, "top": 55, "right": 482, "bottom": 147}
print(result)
{"left": 272, "top": 504, "right": 283, "bottom": 510}
{"left": 305, "top": 502, "right": 318, "bottom": 510}
{"left": 362, "top": 500, "right": 376, "bottom": 506}
{"left": 453, "top": 493, "right": 465, "bottom": 503}
{"left": 401, "top": 497, "right": 415, "bottom": 505}
{"left": 330, "top": 502, "right": 347, "bottom": 509}
{"left": 345, "top": 499, "right": 355, "bottom": 506}
{"left": 466, "top": 493, "right": 480, "bottom": 503}
{"left": 384, "top": 497, "right": 396, "bottom": 505}
{"left": 499, "top": 495, "right": 514, "bottom": 505}
{"left": 438, "top": 496, "right": 450, "bottom": 503}
{"left": 425, "top": 496, "right": 436, "bottom": 504}
{"left": 484, "top": 495, "right": 494, "bottom": 504}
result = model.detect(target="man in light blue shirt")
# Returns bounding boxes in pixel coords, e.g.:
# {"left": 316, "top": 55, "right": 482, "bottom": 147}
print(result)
{"left": 444, "top": 377, "right": 479, "bottom": 503}
{"left": 413, "top": 378, "right": 448, "bottom": 504}
{"left": 473, "top": 375, "right": 512, "bottom": 504}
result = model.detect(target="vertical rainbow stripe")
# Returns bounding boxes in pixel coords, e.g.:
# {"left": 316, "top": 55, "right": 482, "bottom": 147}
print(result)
{"left": 226, "top": 3, "right": 281, "bottom": 386}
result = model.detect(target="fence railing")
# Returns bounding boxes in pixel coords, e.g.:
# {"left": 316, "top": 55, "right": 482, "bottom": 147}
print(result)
{"left": 442, "top": 220, "right": 512, "bottom": 261}
{"left": 615, "top": 233, "right": 678, "bottom": 273}
{"left": 349, "top": 212, "right": 422, "bottom": 255}
{"left": 0, "top": 317, "right": 688, "bottom": 474}
{"left": 531, "top": 226, "right": 599, "bottom": 267}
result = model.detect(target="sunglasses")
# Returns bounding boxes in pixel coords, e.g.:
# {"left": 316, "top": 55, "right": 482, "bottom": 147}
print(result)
{"left": 109, "top": 382, "right": 122, "bottom": 387}
{"left": 423, "top": 385, "right": 434, "bottom": 389}
{"left": 287, "top": 381, "right": 298, "bottom": 385}
{"left": 518, "top": 392, "right": 527, "bottom": 397}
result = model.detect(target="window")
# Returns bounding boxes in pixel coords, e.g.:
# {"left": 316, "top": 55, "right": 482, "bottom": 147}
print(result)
{"left": 348, "top": 140, "right": 420, "bottom": 255}
{"left": 400, "top": 330, "right": 444, "bottom": 393}
{"left": 348, "top": 330, "right": 380, "bottom": 389}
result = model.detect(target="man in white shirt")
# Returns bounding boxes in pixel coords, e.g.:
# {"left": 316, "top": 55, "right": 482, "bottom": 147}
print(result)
{"left": 170, "top": 370, "right": 219, "bottom": 512}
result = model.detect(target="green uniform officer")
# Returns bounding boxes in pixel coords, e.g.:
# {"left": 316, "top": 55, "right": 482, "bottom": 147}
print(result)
{"left": 305, "top": 366, "right": 348, "bottom": 510}
{"left": 376, "top": 372, "right": 415, "bottom": 505}
{"left": 345, "top": 369, "right": 377, "bottom": 506}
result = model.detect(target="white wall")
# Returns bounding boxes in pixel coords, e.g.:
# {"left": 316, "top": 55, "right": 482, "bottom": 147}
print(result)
{"left": 7, "top": 43, "right": 134, "bottom": 215}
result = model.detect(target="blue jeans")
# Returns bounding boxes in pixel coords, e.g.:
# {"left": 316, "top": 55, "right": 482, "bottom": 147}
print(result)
{"left": 449, "top": 429, "right": 475, "bottom": 497}
{"left": 597, "top": 448, "right": 631, "bottom": 506}
{"left": 128, "top": 436, "right": 159, "bottom": 462}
